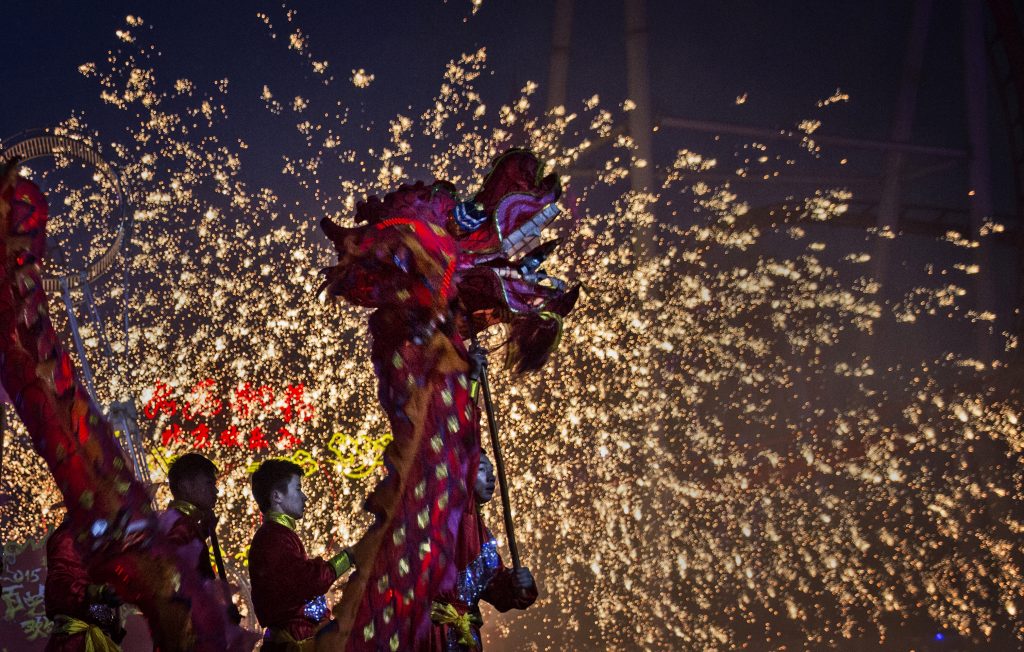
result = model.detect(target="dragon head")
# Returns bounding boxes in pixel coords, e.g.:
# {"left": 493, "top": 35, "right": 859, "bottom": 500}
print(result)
{"left": 321, "top": 149, "right": 579, "bottom": 372}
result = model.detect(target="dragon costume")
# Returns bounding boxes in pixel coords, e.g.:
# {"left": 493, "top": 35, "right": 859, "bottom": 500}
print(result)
{"left": 319, "top": 149, "right": 577, "bottom": 650}
{"left": 0, "top": 163, "right": 255, "bottom": 651}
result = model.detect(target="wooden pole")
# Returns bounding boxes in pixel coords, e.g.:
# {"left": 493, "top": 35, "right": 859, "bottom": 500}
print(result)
{"left": 210, "top": 528, "right": 228, "bottom": 581}
{"left": 471, "top": 340, "right": 522, "bottom": 569}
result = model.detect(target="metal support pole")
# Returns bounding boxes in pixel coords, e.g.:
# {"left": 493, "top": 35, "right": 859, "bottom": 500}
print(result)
{"left": 657, "top": 116, "right": 965, "bottom": 159}
{"left": 470, "top": 340, "right": 521, "bottom": 568}
{"left": 0, "top": 403, "right": 5, "bottom": 573}
{"left": 0, "top": 404, "right": 6, "bottom": 497}
{"left": 81, "top": 278, "right": 114, "bottom": 360}
{"left": 877, "top": 0, "right": 933, "bottom": 232}
{"left": 547, "top": 0, "right": 574, "bottom": 113}
{"left": 112, "top": 409, "right": 139, "bottom": 473}
{"left": 59, "top": 278, "right": 101, "bottom": 405}
{"left": 110, "top": 400, "right": 150, "bottom": 485}
{"left": 873, "top": 0, "right": 933, "bottom": 282}
{"left": 965, "top": 0, "right": 997, "bottom": 361}
{"left": 624, "top": 0, "right": 655, "bottom": 194}
{"left": 864, "top": 0, "right": 933, "bottom": 361}
{"left": 121, "top": 217, "right": 134, "bottom": 396}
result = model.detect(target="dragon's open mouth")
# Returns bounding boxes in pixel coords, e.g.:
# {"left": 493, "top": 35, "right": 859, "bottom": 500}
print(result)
{"left": 485, "top": 239, "right": 567, "bottom": 305}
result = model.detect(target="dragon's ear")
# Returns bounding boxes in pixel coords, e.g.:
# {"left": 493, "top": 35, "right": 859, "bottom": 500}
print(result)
{"left": 540, "top": 171, "right": 561, "bottom": 199}
{"left": 320, "top": 216, "right": 343, "bottom": 237}
{"left": 547, "top": 284, "right": 581, "bottom": 317}
{"left": 1, "top": 157, "right": 21, "bottom": 187}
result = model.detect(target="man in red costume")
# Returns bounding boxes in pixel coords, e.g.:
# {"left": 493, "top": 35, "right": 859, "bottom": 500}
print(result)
{"left": 159, "top": 453, "right": 219, "bottom": 580}
{"left": 45, "top": 515, "right": 125, "bottom": 652}
{"left": 428, "top": 453, "right": 537, "bottom": 650}
{"left": 248, "top": 459, "right": 356, "bottom": 651}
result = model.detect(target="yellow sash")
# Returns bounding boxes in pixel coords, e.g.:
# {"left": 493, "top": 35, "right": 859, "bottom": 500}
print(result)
{"left": 52, "top": 615, "right": 121, "bottom": 652}
{"left": 430, "top": 601, "right": 483, "bottom": 648}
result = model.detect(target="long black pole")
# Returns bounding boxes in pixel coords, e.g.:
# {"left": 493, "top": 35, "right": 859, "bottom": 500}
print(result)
{"left": 210, "top": 525, "right": 241, "bottom": 622}
{"left": 210, "top": 527, "right": 228, "bottom": 581}
{"left": 1, "top": 404, "right": 6, "bottom": 572}
{"left": 473, "top": 343, "right": 522, "bottom": 569}
{"left": 0, "top": 404, "right": 6, "bottom": 493}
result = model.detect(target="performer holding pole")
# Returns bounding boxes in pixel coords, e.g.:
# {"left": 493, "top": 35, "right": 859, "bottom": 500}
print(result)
{"left": 160, "top": 453, "right": 242, "bottom": 624}
{"left": 318, "top": 149, "right": 577, "bottom": 648}
{"left": 161, "top": 454, "right": 220, "bottom": 580}
{"left": 427, "top": 450, "right": 537, "bottom": 651}
{"left": 45, "top": 514, "right": 126, "bottom": 652}
{"left": 247, "top": 459, "right": 358, "bottom": 651}
{"left": 427, "top": 344, "right": 538, "bottom": 650}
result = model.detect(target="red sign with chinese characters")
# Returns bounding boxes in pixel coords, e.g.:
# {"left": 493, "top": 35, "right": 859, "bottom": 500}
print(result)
{"left": 143, "top": 379, "right": 316, "bottom": 451}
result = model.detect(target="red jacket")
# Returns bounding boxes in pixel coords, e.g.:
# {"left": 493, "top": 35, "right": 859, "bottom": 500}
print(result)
{"left": 44, "top": 523, "right": 122, "bottom": 652}
{"left": 248, "top": 514, "right": 339, "bottom": 644}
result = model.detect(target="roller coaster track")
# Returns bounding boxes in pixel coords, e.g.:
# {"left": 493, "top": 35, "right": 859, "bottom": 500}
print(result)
{"left": 0, "top": 131, "right": 129, "bottom": 293}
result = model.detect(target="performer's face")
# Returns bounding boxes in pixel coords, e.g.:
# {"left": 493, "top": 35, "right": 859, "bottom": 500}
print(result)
{"left": 475, "top": 455, "right": 496, "bottom": 503}
{"left": 195, "top": 473, "right": 218, "bottom": 511}
{"left": 274, "top": 474, "right": 307, "bottom": 520}
{"left": 178, "top": 472, "right": 218, "bottom": 511}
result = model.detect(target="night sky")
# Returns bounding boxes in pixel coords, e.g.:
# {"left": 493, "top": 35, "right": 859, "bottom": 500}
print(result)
{"left": 3, "top": 2, "right": 1022, "bottom": 650}
{"left": 6, "top": 1, "right": 1013, "bottom": 215}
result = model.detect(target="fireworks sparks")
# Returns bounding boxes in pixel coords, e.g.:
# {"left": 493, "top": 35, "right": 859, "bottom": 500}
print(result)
{"left": 350, "top": 69, "right": 374, "bottom": 89}
{"left": 1, "top": 10, "right": 1022, "bottom": 651}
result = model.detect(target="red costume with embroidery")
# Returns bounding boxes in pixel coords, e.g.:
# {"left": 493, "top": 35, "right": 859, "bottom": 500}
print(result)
{"left": 248, "top": 515, "right": 342, "bottom": 649}
{"left": 44, "top": 522, "right": 123, "bottom": 652}
{"left": 319, "top": 149, "right": 576, "bottom": 650}
{"left": 426, "top": 503, "right": 537, "bottom": 651}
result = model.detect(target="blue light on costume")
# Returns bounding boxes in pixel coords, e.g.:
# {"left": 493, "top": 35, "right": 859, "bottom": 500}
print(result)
{"left": 453, "top": 202, "right": 487, "bottom": 232}
{"left": 303, "top": 594, "right": 329, "bottom": 622}
{"left": 455, "top": 537, "right": 501, "bottom": 606}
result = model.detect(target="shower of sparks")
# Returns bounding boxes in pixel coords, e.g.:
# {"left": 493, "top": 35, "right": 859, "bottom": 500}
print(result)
{"left": 818, "top": 88, "right": 851, "bottom": 108}
{"left": 350, "top": 69, "right": 375, "bottom": 89}
{"left": 444, "top": 0, "right": 485, "bottom": 16}
{"left": 1, "top": 11, "right": 1022, "bottom": 651}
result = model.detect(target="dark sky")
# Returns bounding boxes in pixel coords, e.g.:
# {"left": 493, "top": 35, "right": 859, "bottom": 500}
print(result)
{"left": 4, "top": 1, "right": 1014, "bottom": 217}
{"left": 3, "top": 0, "right": 1019, "bottom": 361}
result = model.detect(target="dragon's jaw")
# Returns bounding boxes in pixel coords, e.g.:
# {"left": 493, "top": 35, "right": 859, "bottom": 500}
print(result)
{"left": 499, "top": 201, "right": 560, "bottom": 260}
{"left": 488, "top": 266, "right": 566, "bottom": 307}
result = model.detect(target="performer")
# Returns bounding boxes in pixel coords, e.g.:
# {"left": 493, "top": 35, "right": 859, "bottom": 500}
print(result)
{"left": 248, "top": 459, "right": 356, "bottom": 651}
{"left": 45, "top": 515, "right": 125, "bottom": 652}
{"left": 160, "top": 453, "right": 218, "bottom": 579}
{"left": 428, "top": 453, "right": 537, "bottom": 650}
